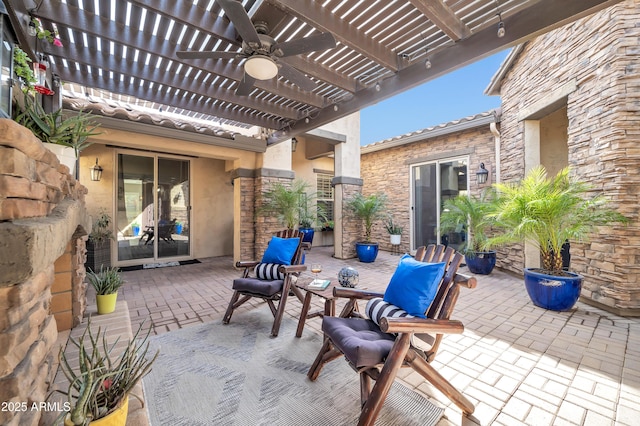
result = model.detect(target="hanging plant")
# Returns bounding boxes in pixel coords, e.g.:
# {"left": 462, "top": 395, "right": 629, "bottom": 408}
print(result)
{"left": 12, "top": 47, "right": 37, "bottom": 93}
{"left": 32, "top": 17, "right": 63, "bottom": 47}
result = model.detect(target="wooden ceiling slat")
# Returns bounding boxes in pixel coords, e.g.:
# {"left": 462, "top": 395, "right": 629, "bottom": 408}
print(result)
{"left": 267, "top": 0, "right": 624, "bottom": 143}
{"left": 264, "top": 0, "right": 400, "bottom": 72}
{"left": 4, "top": 0, "right": 619, "bottom": 139}
{"left": 408, "top": 0, "right": 473, "bottom": 41}
{"left": 44, "top": 44, "right": 302, "bottom": 121}
{"left": 55, "top": 66, "right": 283, "bottom": 129}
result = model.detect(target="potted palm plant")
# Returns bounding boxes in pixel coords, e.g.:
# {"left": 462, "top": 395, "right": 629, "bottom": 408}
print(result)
{"left": 440, "top": 190, "right": 497, "bottom": 275}
{"left": 260, "top": 179, "right": 311, "bottom": 230}
{"left": 346, "top": 192, "right": 388, "bottom": 262}
{"left": 55, "top": 319, "right": 158, "bottom": 425}
{"left": 486, "top": 166, "right": 628, "bottom": 311}
{"left": 87, "top": 266, "right": 124, "bottom": 314}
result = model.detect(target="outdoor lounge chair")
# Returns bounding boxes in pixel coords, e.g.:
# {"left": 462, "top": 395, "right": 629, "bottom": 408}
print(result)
{"left": 139, "top": 219, "right": 177, "bottom": 245}
{"left": 223, "top": 229, "right": 307, "bottom": 337}
{"left": 307, "top": 244, "right": 476, "bottom": 426}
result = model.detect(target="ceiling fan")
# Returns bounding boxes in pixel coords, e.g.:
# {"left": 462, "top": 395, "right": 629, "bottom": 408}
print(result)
{"left": 176, "top": 0, "right": 336, "bottom": 96}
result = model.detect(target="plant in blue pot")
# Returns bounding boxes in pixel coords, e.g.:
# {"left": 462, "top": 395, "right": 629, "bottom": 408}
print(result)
{"left": 347, "top": 192, "right": 388, "bottom": 263}
{"left": 440, "top": 189, "right": 497, "bottom": 275}
{"left": 486, "top": 166, "right": 628, "bottom": 311}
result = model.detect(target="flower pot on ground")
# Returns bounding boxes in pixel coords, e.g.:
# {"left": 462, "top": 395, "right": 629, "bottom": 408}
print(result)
{"left": 385, "top": 217, "right": 403, "bottom": 246}
{"left": 87, "top": 266, "right": 124, "bottom": 314}
{"left": 86, "top": 211, "right": 114, "bottom": 273}
{"left": 524, "top": 268, "right": 583, "bottom": 311}
{"left": 54, "top": 319, "right": 158, "bottom": 426}
{"left": 355, "top": 242, "right": 379, "bottom": 263}
{"left": 487, "top": 166, "right": 628, "bottom": 311}
{"left": 440, "top": 190, "right": 497, "bottom": 275}
{"left": 347, "top": 192, "right": 388, "bottom": 262}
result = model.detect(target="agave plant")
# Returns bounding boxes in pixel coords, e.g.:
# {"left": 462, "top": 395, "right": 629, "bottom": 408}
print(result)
{"left": 86, "top": 266, "right": 124, "bottom": 295}
{"left": 14, "top": 97, "right": 101, "bottom": 157}
{"left": 56, "top": 319, "right": 158, "bottom": 425}
{"left": 486, "top": 166, "right": 628, "bottom": 274}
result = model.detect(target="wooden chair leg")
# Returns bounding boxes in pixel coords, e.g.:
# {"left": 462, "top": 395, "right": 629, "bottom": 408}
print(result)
{"left": 308, "top": 338, "right": 343, "bottom": 381}
{"left": 360, "top": 372, "right": 372, "bottom": 407}
{"left": 406, "top": 350, "right": 475, "bottom": 415}
{"left": 271, "top": 286, "right": 291, "bottom": 337}
{"left": 222, "top": 291, "right": 240, "bottom": 324}
{"left": 296, "top": 292, "right": 313, "bottom": 337}
{"left": 358, "top": 333, "right": 412, "bottom": 426}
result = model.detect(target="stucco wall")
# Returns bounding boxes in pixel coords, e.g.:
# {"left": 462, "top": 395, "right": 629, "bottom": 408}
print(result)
{"left": 497, "top": 0, "right": 640, "bottom": 312}
{"left": 80, "top": 133, "right": 247, "bottom": 263}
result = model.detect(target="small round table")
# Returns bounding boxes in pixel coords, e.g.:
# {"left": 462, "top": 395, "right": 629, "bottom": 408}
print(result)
{"left": 294, "top": 276, "right": 339, "bottom": 337}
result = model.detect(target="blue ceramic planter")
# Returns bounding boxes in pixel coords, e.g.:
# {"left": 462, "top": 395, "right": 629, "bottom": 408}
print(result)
{"left": 355, "top": 242, "right": 379, "bottom": 263}
{"left": 465, "top": 251, "right": 496, "bottom": 275}
{"left": 524, "top": 268, "right": 583, "bottom": 311}
{"left": 299, "top": 227, "right": 315, "bottom": 245}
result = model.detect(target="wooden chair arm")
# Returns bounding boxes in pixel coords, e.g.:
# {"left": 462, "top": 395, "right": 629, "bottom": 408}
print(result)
{"left": 380, "top": 317, "right": 464, "bottom": 335}
{"left": 236, "top": 261, "right": 260, "bottom": 269}
{"left": 455, "top": 273, "right": 477, "bottom": 289}
{"left": 333, "top": 287, "right": 385, "bottom": 300}
{"left": 279, "top": 264, "right": 307, "bottom": 274}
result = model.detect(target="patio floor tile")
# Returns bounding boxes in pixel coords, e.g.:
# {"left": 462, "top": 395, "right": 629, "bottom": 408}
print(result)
{"left": 113, "top": 246, "right": 640, "bottom": 425}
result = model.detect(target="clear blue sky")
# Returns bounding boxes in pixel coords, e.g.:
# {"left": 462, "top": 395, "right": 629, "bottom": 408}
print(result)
{"left": 360, "top": 49, "right": 510, "bottom": 146}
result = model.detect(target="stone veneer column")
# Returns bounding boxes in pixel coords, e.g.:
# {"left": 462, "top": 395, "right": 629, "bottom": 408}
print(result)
{"left": 231, "top": 168, "right": 295, "bottom": 263}
{"left": 254, "top": 170, "right": 295, "bottom": 257}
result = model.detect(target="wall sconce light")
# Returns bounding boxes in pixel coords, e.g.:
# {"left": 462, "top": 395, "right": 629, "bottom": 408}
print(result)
{"left": 476, "top": 162, "right": 489, "bottom": 184}
{"left": 497, "top": 13, "right": 506, "bottom": 38}
{"left": 291, "top": 137, "right": 298, "bottom": 152}
{"left": 90, "top": 158, "right": 103, "bottom": 181}
{"left": 375, "top": 81, "right": 381, "bottom": 92}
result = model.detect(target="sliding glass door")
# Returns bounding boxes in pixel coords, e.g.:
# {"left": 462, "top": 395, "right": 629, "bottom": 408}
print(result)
{"left": 116, "top": 152, "right": 190, "bottom": 265}
{"left": 411, "top": 158, "right": 468, "bottom": 252}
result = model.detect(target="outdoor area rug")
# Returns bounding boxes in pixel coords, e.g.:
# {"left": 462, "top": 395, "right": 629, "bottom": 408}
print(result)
{"left": 143, "top": 307, "right": 444, "bottom": 425}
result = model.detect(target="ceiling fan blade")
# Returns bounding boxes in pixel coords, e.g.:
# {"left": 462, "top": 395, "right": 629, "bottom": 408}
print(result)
{"left": 274, "top": 32, "right": 337, "bottom": 58}
{"left": 176, "top": 50, "right": 239, "bottom": 60}
{"left": 235, "top": 72, "right": 256, "bottom": 96}
{"left": 218, "top": 0, "right": 261, "bottom": 45}
{"left": 277, "top": 61, "right": 317, "bottom": 92}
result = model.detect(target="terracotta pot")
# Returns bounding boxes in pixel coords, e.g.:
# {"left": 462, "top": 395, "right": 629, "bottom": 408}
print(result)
{"left": 96, "top": 293, "right": 118, "bottom": 314}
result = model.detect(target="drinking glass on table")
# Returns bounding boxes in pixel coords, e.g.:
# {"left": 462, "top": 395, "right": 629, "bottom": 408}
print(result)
{"left": 311, "top": 263, "right": 322, "bottom": 284}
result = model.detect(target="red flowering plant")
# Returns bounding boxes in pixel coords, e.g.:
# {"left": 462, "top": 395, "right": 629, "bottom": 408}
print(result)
{"left": 52, "top": 319, "right": 158, "bottom": 425}
{"left": 32, "top": 17, "right": 63, "bottom": 47}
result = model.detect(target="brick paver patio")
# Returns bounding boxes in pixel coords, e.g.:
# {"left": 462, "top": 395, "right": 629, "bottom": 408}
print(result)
{"left": 115, "top": 246, "right": 640, "bottom": 426}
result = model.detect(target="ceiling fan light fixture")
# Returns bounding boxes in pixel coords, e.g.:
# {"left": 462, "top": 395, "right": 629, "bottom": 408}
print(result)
{"left": 244, "top": 55, "right": 278, "bottom": 80}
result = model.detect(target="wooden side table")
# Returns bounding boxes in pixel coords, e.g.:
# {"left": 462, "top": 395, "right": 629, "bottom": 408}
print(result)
{"left": 295, "top": 276, "right": 339, "bottom": 337}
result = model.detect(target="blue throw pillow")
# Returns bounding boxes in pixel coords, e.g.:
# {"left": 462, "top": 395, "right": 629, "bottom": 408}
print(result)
{"left": 383, "top": 254, "right": 446, "bottom": 318}
{"left": 261, "top": 236, "right": 299, "bottom": 265}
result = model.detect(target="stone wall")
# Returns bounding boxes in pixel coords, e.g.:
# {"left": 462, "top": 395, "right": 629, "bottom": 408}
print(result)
{"left": 361, "top": 125, "right": 496, "bottom": 253}
{"left": 497, "top": 0, "right": 640, "bottom": 313}
{"left": 0, "top": 119, "right": 91, "bottom": 426}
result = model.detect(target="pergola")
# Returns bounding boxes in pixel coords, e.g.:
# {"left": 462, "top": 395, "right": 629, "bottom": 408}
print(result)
{"left": 5, "top": 0, "right": 620, "bottom": 145}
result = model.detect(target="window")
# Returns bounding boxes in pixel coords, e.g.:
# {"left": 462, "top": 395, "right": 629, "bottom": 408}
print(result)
{"left": 316, "top": 173, "right": 334, "bottom": 225}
